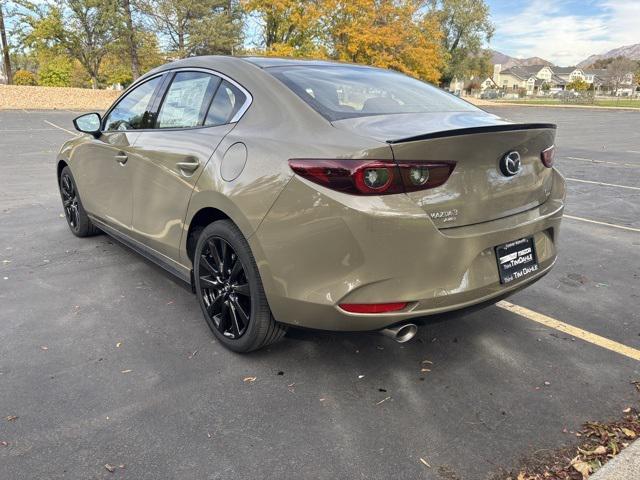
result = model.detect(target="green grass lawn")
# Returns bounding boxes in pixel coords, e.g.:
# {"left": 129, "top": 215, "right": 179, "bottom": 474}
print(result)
{"left": 493, "top": 97, "right": 640, "bottom": 108}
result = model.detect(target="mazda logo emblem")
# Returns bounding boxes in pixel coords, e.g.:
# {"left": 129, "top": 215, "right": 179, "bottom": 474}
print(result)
{"left": 500, "top": 151, "right": 521, "bottom": 176}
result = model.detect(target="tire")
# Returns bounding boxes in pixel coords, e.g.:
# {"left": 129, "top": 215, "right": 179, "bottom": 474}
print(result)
{"left": 59, "top": 166, "right": 101, "bottom": 237}
{"left": 193, "top": 220, "right": 287, "bottom": 352}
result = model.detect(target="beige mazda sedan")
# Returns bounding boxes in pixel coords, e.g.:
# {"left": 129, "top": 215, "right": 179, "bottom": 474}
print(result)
{"left": 57, "top": 56, "right": 565, "bottom": 352}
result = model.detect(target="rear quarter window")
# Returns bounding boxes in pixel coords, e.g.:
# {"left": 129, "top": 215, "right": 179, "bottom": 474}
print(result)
{"left": 205, "top": 80, "right": 247, "bottom": 127}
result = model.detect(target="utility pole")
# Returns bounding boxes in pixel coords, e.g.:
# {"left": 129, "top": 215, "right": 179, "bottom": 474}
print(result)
{"left": 0, "top": 2, "right": 13, "bottom": 85}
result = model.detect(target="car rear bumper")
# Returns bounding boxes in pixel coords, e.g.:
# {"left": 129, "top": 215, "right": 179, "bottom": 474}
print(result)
{"left": 251, "top": 168, "right": 565, "bottom": 331}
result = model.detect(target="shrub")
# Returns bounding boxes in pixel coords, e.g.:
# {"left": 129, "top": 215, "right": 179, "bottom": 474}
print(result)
{"left": 13, "top": 70, "right": 37, "bottom": 86}
{"left": 38, "top": 57, "right": 73, "bottom": 87}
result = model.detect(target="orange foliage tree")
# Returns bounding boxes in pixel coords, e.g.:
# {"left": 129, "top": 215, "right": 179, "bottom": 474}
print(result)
{"left": 242, "top": 0, "right": 445, "bottom": 83}
{"left": 241, "top": 0, "right": 328, "bottom": 58}
{"left": 321, "top": 0, "right": 444, "bottom": 83}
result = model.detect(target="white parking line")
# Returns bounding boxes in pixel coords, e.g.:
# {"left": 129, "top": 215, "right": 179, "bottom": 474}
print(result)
{"left": 566, "top": 177, "right": 640, "bottom": 191}
{"left": 0, "top": 128, "right": 58, "bottom": 132}
{"left": 43, "top": 120, "right": 78, "bottom": 136}
{"left": 564, "top": 215, "right": 640, "bottom": 233}
{"left": 563, "top": 156, "right": 639, "bottom": 168}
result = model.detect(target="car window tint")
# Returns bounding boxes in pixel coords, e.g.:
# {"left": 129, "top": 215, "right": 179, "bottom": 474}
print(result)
{"left": 205, "top": 80, "right": 247, "bottom": 126}
{"left": 268, "top": 66, "right": 478, "bottom": 121}
{"left": 104, "top": 76, "right": 162, "bottom": 131}
{"left": 156, "top": 72, "right": 219, "bottom": 129}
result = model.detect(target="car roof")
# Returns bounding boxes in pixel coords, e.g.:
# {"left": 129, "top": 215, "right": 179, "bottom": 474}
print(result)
{"left": 239, "top": 56, "right": 367, "bottom": 69}
{"left": 139, "top": 56, "right": 373, "bottom": 86}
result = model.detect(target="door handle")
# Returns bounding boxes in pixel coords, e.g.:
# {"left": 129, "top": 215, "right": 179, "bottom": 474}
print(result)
{"left": 114, "top": 153, "right": 128, "bottom": 165}
{"left": 176, "top": 161, "right": 200, "bottom": 173}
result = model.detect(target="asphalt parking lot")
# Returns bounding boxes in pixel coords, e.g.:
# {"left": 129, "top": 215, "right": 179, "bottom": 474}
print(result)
{"left": 1, "top": 106, "right": 639, "bottom": 479}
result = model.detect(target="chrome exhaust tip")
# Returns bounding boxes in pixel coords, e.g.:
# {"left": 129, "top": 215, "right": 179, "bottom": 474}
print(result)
{"left": 380, "top": 323, "right": 418, "bottom": 343}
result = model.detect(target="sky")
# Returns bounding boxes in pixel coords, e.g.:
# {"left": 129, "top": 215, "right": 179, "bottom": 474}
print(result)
{"left": 487, "top": 0, "right": 640, "bottom": 66}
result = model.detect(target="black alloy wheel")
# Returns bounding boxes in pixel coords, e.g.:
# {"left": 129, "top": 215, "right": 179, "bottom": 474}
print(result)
{"left": 193, "top": 220, "right": 287, "bottom": 352}
{"left": 58, "top": 166, "right": 100, "bottom": 237}
{"left": 199, "top": 236, "right": 251, "bottom": 339}
{"left": 61, "top": 171, "right": 80, "bottom": 230}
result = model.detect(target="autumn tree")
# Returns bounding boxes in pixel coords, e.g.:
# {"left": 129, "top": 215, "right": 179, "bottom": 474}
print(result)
{"left": 100, "top": 30, "right": 164, "bottom": 86}
{"left": 321, "top": 0, "right": 445, "bottom": 83}
{"left": 426, "top": 0, "right": 494, "bottom": 85}
{"left": 241, "top": 0, "right": 326, "bottom": 57}
{"left": 139, "top": 0, "right": 242, "bottom": 58}
{"left": 566, "top": 78, "right": 588, "bottom": 91}
{"left": 19, "top": 0, "right": 119, "bottom": 88}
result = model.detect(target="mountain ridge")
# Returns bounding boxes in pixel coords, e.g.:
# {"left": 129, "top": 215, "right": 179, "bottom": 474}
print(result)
{"left": 577, "top": 43, "right": 640, "bottom": 68}
{"left": 489, "top": 49, "right": 553, "bottom": 69}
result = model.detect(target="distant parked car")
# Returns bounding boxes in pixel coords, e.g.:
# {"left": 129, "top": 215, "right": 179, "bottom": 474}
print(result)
{"left": 554, "top": 90, "right": 580, "bottom": 99}
{"left": 480, "top": 89, "right": 501, "bottom": 100}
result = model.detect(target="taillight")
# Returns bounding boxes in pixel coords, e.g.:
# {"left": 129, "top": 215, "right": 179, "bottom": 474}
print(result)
{"left": 397, "top": 162, "right": 457, "bottom": 192}
{"left": 339, "top": 302, "right": 407, "bottom": 313}
{"left": 541, "top": 145, "right": 555, "bottom": 168}
{"left": 288, "top": 159, "right": 455, "bottom": 195}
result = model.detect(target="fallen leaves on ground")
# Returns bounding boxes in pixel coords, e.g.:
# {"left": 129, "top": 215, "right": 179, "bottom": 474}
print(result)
{"left": 104, "top": 464, "right": 125, "bottom": 473}
{"left": 243, "top": 376, "right": 257, "bottom": 383}
{"left": 6, "top": 416, "right": 18, "bottom": 421}
{"left": 421, "top": 360, "right": 433, "bottom": 374}
{"left": 498, "top": 408, "right": 640, "bottom": 479}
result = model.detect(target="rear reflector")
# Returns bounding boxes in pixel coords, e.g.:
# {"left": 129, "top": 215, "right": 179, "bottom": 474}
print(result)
{"left": 541, "top": 145, "right": 555, "bottom": 168}
{"left": 288, "top": 159, "right": 455, "bottom": 195}
{"left": 339, "top": 302, "right": 408, "bottom": 314}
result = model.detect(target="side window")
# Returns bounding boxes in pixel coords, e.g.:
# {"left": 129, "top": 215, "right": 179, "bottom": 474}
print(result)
{"left": 205, "top": 80, "right": 247, "bottom": 127}
{"left": 104, "top": 76, "right": 162, "bottom": 131}
{"left": 156, "top": 72, "right": 219, "bottom": 129}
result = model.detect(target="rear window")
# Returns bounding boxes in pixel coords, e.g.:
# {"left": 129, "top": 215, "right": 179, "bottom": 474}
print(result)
{"left": 268, "top": 65, "right": 478, "bottom": 121}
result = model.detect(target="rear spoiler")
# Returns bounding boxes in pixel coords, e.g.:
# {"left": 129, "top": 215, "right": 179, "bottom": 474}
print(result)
{"left": 387, "top": 123, "right": 557, "bottom": 144}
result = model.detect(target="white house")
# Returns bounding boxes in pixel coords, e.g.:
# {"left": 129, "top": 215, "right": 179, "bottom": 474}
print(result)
{"left": 492, "top": 64, "right": 565, "bottom": 95}
{"left": 492, "top": 63, "right": 636, "bottom": 95}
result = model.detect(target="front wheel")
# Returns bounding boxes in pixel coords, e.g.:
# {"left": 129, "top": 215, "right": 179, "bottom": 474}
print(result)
{"left": 59, "top": 166, "right": 100, "bottom": 237}
{"left": 193, "top": 220, "right": 287, "bottom": 352}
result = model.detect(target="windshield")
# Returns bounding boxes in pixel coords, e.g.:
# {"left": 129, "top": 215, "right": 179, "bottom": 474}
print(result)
{"left": 268, "top": 65, "right": 479, "bottom": 121}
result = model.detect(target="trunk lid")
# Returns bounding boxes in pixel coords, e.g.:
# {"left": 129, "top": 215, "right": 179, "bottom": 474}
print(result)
{"left": 333, "top": 113, "right": 556, "bottom": 229}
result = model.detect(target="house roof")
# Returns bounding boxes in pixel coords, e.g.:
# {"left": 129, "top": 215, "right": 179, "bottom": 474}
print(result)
{"left": 550, "top": 74, "right": 567, "bottom": 85}
{"left": 552, "top": 66, "right": 579, "bottom": 75}
{"left": 500, "top": 66, "right": 537, "bottom": 80}
{"left": 501, "top": 65, "right": 550, "bottom": 78}
{"left": 583, "top": 68, "right": 607, "bottom": 76}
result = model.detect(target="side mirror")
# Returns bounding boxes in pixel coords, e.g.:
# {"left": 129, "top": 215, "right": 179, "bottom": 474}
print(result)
{"left": 73, "top": 113, "right": 102, "bottom": 137}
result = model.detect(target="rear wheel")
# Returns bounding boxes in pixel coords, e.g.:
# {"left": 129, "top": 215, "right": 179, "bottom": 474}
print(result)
{"left": 59, "top": 166, "right": 100, "bottom": 237}
{"left": 193, "top": 220, "right": 287, "bottom": 352}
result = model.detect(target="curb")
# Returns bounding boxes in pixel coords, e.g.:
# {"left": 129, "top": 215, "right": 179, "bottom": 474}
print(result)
{"left": 476, "top": 102, "right": 640, "bottom": 111}
{"left": 591, "top": 439, "right": 640, "bottom": 479}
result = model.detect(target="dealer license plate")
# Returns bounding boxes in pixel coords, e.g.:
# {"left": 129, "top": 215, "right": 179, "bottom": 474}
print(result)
{"left": 495, "top": 237, "right": 539, "bottom": 284}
